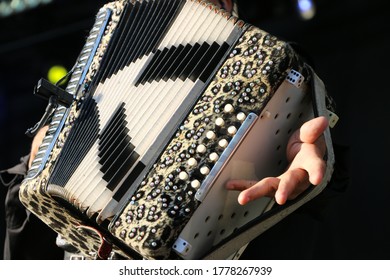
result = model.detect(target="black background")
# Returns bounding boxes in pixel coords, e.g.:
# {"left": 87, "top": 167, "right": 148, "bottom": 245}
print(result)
{"left": 0, "top": 0, "right": 389, "bottom": 259}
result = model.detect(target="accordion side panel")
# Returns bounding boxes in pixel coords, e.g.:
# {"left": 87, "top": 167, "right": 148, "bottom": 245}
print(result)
{"left": 19, "top": 0, "right": 132, "bottom": 259}
{"left": 109, "top": 26, "right": 306, "bottom": 259}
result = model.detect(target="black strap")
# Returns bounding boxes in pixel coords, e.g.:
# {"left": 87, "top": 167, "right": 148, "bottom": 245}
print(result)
{"left": 0, "top": 155, "right": 29, "bottom": 188}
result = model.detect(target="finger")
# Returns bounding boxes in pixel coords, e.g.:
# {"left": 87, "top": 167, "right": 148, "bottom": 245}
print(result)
{"left": 235, "top": 177, "right": 280, "bottom": 205}
{"left": 305, "top": 155, "right": 326, "bottom": 185}
{"left": 290, "top": 142, "right": 326, "bottom": 186}
{"left": 275, "top": 168, "right": 310, "bottom": 205}
{"left": 298, "top": 116, "right": 329, "bottom": 144}
{"left": 28, "top": 125, "right": 49, "bottom": 168}
{"left": 286, "top": 117, "right": 328, "bottom": 162}
{"left": 225, "top": 179, "right": 260, "bottom": 191}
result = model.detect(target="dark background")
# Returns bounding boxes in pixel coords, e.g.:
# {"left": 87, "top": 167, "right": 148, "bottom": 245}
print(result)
{"left": 0, "top": 0, "right": 388, "bottom": 259}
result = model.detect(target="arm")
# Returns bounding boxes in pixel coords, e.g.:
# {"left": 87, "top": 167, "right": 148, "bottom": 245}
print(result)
{"left": 28, "top": 125, "right": 49, "bottom": 169}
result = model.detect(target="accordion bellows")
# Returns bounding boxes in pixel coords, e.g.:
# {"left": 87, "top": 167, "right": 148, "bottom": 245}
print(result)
{"left": 19, "top": 0, "right": 332, "bottom": 260}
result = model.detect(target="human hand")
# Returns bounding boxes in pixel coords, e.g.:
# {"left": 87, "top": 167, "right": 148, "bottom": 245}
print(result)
{"left": 226, "top": 116, "right": 329, "bottom": 205}
{"left": 28, "top": 125, "right": 49, "bottom": 169}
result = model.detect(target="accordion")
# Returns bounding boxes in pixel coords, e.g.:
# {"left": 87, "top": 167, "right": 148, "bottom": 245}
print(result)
{"left": 19, "top": 0, "right": 337, "bottom": 260}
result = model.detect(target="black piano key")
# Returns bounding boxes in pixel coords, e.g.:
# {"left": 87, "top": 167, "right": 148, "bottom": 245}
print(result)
{"left": 99, "top": 104, "right": 126, "bottom": 150}
{"left": 165, "top": 44, "right": 192, "bottom": 81}
{"left": 143, "top": 0, "right": 179, "bottom": 56}
{"left": 96, "top": 1, "right": 138, "bottom": 84}
{"left": 94, "top": 0, "right": 187, "bottom": 87}
{"left": 102, "top": 140, "right": 136, "bottom": 183}
{"left": 127, "top": 0, "right": 187, "bottom": 66}
{"left": 49, "top": 97, "right": 100, "bottom": 187}
{"left": 128, "top": 0, "right": 165, "bottom": 60}
{"left": 99, "top": 129, "right": 130, "bottom": 170}
{"left": 171, "top": 43, "right": 201, "bottom": 81}
{"left": 198, "top": 42, "right": 230, "bottom": 83}
{"left": 189, "top": 42, "right": 220, "bottom": 82}
{"left": 135, "top": 48, "right": 167, "bottom": 86}
{"left": 113, "top": 0, "right": 153, "bottom": 74}
{"left": 105, "top": 149, "right": 141, "bottom": 192}
{"left": 137, "top": 42, "right": 218, "bottom": 84}
{"left": 60, "top": 101, "right": 100, "bottom": 185}
{"left": 112, "top": 160, "right": 146, "bottom": 201}
{"left": 178, "top": 42, "right": 210, "bottom": 81}
{"left": 146, "top": 46, "right": 178, "bottom": 84}
{"left": 155, "top": 44, "right": 185, "bottom": 82}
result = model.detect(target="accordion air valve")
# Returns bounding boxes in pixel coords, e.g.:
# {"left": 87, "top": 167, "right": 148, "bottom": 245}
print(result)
{"left": 19, "top": 0, "right": 337, "bottom": 260}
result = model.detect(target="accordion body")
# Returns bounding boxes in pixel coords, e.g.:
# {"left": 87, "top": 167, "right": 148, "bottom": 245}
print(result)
{"left": 19, "top": 0, "right": 335, "bottom": 259}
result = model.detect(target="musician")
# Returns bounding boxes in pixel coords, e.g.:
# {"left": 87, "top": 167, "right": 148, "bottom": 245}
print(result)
{"left": 3, "top": 0, "right": 346, "bottom": 260}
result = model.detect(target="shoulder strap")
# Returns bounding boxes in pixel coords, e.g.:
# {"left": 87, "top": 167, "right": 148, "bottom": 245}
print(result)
{"left": 0, "top": 155, "right": 29, "bottom": 188}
